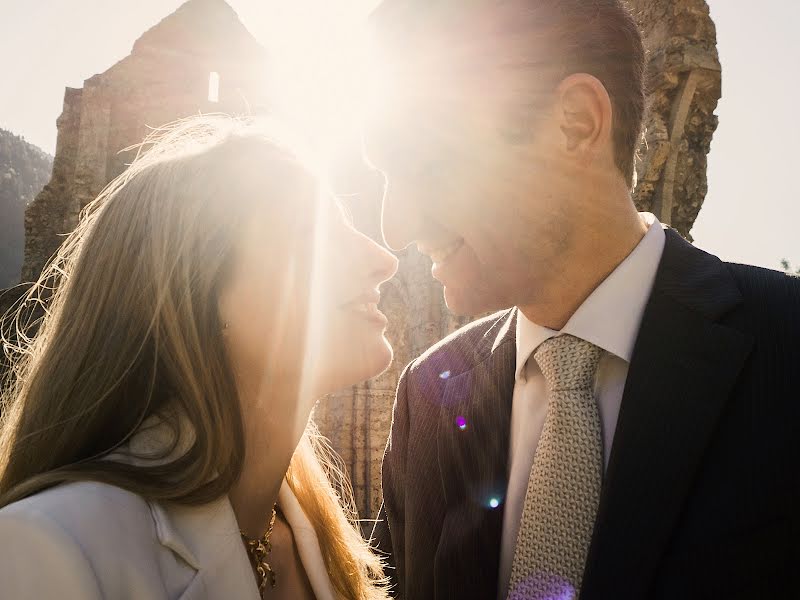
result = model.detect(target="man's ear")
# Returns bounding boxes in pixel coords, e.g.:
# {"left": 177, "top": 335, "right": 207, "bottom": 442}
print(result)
{"left": 556, "top": 73, "right": 613, "bottom": 160}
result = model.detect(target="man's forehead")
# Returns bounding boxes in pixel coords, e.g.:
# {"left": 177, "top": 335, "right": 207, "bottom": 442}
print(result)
{"left": 370, "top": 1, "right": 555, "bottom": 89}
{"left": 369, "top": 0, "right": 489, "bottom": 30}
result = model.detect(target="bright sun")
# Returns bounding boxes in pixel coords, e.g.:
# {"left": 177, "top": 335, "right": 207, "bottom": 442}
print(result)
{"left": 246, "top": 1, "right": 385, "bottom": 162}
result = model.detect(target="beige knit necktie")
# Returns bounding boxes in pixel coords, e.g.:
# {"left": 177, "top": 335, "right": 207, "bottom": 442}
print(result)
{"left": 507, "top": 334, "right": 603, "bottom": 600}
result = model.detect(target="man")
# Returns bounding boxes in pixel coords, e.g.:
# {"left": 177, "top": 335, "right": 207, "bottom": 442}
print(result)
{"left": 366, "top": 1, "right": 800, "bottom": 599}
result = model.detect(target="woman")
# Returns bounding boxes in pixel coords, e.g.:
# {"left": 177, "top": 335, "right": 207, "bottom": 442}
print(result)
{"left": 0, "top": 115, "right": 397, "bottom": 599}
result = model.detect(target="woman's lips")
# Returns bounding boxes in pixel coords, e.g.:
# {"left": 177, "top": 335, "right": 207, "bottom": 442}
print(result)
{"left": 340, "top": 290, "right": 388, "bottom": 326}
{"left": 343, "top": 302, "right": 388, "bottom": 326}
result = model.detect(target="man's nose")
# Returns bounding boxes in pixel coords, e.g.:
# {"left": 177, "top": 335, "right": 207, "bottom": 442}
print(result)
{"left": 380, "top": 181, "right": 422, "bottom": 252}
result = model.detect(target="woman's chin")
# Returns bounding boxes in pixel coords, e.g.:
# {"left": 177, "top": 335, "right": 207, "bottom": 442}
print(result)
{"left": 364, "top": 337, "right": 394, "bottom": 379}
{"left": 317, "top": 337, "right": 394, "bottom": 396}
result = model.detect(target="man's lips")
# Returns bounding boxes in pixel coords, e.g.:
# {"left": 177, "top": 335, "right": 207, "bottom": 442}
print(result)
{"left": 418, "top": 238, "right": 465, "bottom": 265}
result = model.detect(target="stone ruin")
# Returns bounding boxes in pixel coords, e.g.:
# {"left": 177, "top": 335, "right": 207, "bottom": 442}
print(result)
{"left": 20, "top": 0, "right": 268, "bottom": 282}
{"left": 5, "top": 0, "right": 720, "bottom": 519}
{"left": 629, "top": 0, "right": 721, "bottom": 240}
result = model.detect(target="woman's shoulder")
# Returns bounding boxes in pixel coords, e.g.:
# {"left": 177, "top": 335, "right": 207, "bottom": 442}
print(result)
{"left": 1, "top": 480, "right": 154, "bottom": 535}
{"left": 0, "top": 482, "right": 173, "bottom": 598}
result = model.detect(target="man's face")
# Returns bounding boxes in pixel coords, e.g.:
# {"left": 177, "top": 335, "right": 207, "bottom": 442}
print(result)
{"left": 365, "top": 52, "right": 576, "bottom": 316}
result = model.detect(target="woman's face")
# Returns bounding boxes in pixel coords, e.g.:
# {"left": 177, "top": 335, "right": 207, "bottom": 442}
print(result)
{"left": 218, "top": 183, "right": 398, "bottom": 422}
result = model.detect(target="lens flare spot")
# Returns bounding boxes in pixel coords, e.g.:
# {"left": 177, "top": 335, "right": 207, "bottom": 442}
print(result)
{"left": 439, "top": 370, "right": 451, "bottom": 380}
{"left": 507, "top": 573, "right": 576, "bottom": 600}
{"left": 489, "top": 497, "right": 500, "bottom": 509}
{"left": 456, "top": 416, "right": 467, "bottom": 430}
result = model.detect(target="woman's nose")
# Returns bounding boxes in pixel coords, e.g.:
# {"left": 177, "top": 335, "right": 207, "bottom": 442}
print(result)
{"left": 353, "top": 226, "right": 399, "bottom": 286}
{"left": 369, "top": 238, "right": 399, "bottom": 285}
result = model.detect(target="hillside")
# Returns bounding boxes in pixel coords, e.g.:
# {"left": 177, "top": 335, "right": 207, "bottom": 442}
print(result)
{"left": 0, "top": 129, "right": 53, "bottom": 287}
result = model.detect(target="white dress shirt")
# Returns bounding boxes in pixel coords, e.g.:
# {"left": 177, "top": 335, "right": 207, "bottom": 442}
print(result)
{"left": 497, "top": 212, "right": 666, "bottom": 598}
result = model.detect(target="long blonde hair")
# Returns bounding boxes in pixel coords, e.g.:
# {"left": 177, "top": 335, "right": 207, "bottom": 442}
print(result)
{"left": 0, "top": 115, "right": 387, "bottom": 599}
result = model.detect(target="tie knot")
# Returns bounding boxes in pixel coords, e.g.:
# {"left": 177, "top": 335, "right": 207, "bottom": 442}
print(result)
{"left": 533, "top": 334, "right": 603, "bottom": 392}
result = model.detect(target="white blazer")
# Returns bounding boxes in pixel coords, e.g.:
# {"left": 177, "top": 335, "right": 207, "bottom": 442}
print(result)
{"left": 0, "top": 479, "right": 338, "bottom": 599}
{"left": 0, "top": 422, "right": 338, "bottom": 599}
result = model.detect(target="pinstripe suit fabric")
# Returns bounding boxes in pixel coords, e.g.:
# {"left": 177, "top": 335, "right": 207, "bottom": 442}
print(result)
{"left": 374, "top": 229, "right": 800, "bottom": 599}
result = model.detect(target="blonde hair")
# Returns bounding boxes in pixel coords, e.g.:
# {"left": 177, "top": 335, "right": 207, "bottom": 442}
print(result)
{"left": 0, "top": 115, "right": 387, "bottom": 599}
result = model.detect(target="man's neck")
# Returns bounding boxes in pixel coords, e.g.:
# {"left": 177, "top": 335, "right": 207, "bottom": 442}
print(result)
{"left": 518, "top": 194, "right": 648, "bottom": 331}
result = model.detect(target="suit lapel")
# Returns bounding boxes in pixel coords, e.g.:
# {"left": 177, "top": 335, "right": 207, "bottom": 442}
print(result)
{"left": 435, "top": 308, "right": 517, "bottom": 599}
{"left": 581, "top": 230, "right": 754, "bottom": 599}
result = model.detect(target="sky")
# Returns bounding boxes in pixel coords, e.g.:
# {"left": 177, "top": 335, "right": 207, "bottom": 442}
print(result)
{"left": 0, "top": 0, "right": 798, "bottom": 270}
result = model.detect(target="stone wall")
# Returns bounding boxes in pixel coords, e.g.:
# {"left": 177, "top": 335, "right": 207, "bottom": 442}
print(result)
{"left": 21, "top": 0, "right": 268, "bottom": 283}
{"left": 629, "top": 0, "right": 721, "bottom": 240}
{"left": 314, "top": 174, "right": 474, "bottom": 518}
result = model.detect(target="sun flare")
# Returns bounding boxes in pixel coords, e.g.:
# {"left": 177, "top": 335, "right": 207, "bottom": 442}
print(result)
{"left": 248, "top": 1, "right": 386, "bottom": 162}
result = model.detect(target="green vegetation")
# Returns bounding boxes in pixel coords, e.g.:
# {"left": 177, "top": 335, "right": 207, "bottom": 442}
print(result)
{"left": 780, "top": 259, "right": 800, "bottom": 276}
{"left": 0, "top": 129, "right": 52, "bottom": 288}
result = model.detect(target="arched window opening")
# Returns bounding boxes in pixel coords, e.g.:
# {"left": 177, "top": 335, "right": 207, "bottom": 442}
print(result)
{"left": 208, "top": 72, "right": 220, "bottom": 103}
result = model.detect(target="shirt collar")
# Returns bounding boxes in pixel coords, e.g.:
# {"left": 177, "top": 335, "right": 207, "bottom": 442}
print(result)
{"left": 515, "top": 212, "right": 666, "bottom": 381}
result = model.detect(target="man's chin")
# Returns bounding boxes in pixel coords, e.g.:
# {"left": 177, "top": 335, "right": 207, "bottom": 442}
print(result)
{"left": 443, "top": 287, "right": 503, "bottom": 318}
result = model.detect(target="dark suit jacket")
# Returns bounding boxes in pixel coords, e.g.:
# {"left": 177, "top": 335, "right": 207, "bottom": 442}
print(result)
{"left": 373, "top": 229, "right": 800, "bottom": 599}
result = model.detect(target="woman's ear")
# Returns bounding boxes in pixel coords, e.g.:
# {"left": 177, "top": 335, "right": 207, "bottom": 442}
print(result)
{"left": 556, "top": 73, "right": 613, "bottom": 161}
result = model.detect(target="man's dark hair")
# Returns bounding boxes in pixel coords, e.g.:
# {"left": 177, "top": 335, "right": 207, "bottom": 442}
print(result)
{"left": 372, "top": 0, "right": 646, "bottom": 186}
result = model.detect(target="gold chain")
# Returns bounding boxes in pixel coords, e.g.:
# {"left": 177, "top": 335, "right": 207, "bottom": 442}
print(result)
{"left": 241, "top": 506, "right": 278, "bottom": 594}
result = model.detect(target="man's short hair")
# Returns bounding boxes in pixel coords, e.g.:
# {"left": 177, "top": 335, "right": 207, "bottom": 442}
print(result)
{"left": 372, "top": 0, "right": 646, "bottom": 186}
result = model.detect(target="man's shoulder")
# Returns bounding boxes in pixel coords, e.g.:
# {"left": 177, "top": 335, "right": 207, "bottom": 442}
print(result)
{"left": 724, "top": 262, "right": 800, "bottom": 318}
{"left": 719, "top": 262, "right": 800, "bottom": 349}
{"left": 404, "top": 309, "right": 513, "bottom": 385}
{"left": 725, "top": 261, "right": 800, "bottom": 296}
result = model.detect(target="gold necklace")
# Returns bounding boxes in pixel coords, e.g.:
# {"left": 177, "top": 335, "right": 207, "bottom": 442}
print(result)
{"left": 241, "top": 505, "right": 278, "bottom": 593}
